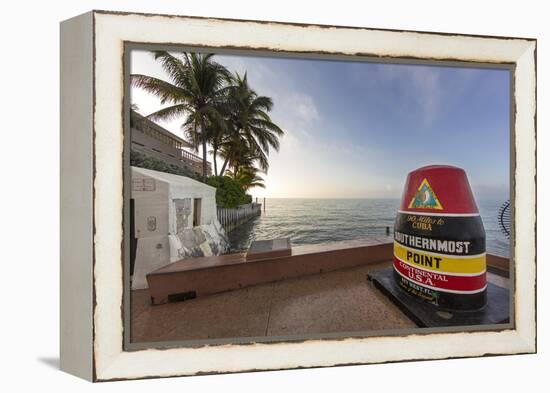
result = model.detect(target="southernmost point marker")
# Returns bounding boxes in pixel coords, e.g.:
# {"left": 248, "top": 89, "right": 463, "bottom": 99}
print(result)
{"left": 392, "top": 165, "right": 487, "bottom": 310}
{"left": 368, "top": 164, "right": 510, "bottom": 327}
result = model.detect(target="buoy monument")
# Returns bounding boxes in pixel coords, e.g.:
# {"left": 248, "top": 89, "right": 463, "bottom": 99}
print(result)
{"left": 392, "top": 165, "right": 487, "bottom": 310}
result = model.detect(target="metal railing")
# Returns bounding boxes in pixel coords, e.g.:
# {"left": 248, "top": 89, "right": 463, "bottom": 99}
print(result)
{"left": 181, "top": 149, "right": 203, "bottom": 164}
{"left": 180, "top": 149, "right": 212, "bottom": 174}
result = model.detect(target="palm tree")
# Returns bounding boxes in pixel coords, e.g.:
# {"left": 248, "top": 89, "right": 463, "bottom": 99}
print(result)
{"left": 131, "top": 51, "right": 231, "bottom": 180}
{"left": 218, "top": 133, "right": 253, "bottom": 176}
{"left": 219, "top": 72, "right": 284, "bottom": 176}
{"left": 184, "top": 114, "right": 225, "bottom": 176}
{"left": 227, "top": 166, "right": 266, "bottom": 191}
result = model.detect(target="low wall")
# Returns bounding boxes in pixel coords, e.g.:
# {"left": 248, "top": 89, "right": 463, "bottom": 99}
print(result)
{"left": 147, "top": 238, "right": 392, "bottom": 304}
{"left": 146, "top": 237, "right": 510, "bottom": 305}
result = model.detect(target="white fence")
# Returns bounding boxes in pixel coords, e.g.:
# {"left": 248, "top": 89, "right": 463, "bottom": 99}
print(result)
{"left": 217, "top": 203, "right": 262, "bottom": 233}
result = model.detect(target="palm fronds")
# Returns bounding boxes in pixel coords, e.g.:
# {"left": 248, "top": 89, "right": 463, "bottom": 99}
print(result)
{"left": 131, "top": 51, "right": 284, "bottom": 189}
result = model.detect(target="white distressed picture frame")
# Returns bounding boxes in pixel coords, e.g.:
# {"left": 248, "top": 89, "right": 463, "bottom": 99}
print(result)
{"left": 60, "top": 10, "right": 536, "bottom": 381}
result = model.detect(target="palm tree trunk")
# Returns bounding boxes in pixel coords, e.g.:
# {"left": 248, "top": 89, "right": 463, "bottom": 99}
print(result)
{"left": 220, "top": 156, "right": 230, "bottom": 176}
{"left": 200, "top": 116, "right": 207, "bottom": 181}
{"left": 213, "top": 146, "right": 218, "bottom": 176}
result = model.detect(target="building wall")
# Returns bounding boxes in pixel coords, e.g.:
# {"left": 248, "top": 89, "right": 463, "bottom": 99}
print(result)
{"left": 131, "top": 167, "right": 228, "bottom": 289}
{"left": 131, "top": 126, "right": 206, "bottom": 176}
{"left": 131, "top": 172, "right": 171, "bottom": 290}
{"left": 167, "top": 183, "right": 218, "bottom": 231}
{"left": 132, "top": 125, "right": 183, "bottom": 160}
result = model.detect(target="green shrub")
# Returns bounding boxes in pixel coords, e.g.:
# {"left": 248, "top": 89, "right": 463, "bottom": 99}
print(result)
{"left": 206, "top": 176, "right": 252, "bottom": 208}
{"left": 130, "top": 151, "right": 198, "bottom": 179}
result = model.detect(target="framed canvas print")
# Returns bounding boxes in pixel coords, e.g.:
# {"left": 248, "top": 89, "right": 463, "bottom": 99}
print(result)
{"left": 60, "top": 10, "right": 537, "bottom": 381}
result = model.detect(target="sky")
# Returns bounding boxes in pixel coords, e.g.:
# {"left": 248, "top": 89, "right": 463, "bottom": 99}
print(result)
{"left": 130, "top": 50, "right": 510, "bottom": 200}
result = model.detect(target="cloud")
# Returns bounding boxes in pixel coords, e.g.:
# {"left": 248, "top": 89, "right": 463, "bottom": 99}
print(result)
{"left": 350, "top": 62, "right": 444, "bottom": 128}
{"left": 285, "top": 93, "right": 320, "bottom": 124}
{"left": 408, "top": 67, "right": 441, "bottom": 127}
{"left": 130, "top": 50, "right": 507, "bottom": 198}
{"left": 218, "top": 56, "right": 322, "bottom": 136}
{"left": 214, "top": 56, "right": 400, "bottom": 197}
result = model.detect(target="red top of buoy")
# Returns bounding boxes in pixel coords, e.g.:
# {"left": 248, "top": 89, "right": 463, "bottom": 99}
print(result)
{"left": 399, "top": 165, "right": 479, "bottom": 214}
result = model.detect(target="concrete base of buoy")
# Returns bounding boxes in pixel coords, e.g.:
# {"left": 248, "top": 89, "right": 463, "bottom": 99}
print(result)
{"left": 367, "top": 267, "right": 509, "bottom": 327}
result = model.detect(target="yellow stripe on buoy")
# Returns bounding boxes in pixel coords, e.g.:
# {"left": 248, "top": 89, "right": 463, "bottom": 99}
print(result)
{"left": 393, "top": 241, "right": 485, "bottom": 275}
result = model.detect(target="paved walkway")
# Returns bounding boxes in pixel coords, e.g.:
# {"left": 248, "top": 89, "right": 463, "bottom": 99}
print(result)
{"left": 130, "top": 261, "right": 509, "bottom": 344}
{"left": 131, "top": 261, "right": 417, "bottom": 343}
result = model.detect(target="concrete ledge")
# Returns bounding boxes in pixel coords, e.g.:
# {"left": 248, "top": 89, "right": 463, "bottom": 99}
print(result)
{"left": 246, "top": 238, "right": 292, "bottom": 261}
{"left": 486, "top": 254, "right": 511, "bottom": 278}
{"left": 146, "top": 238, "right": 393, "bottom": 304}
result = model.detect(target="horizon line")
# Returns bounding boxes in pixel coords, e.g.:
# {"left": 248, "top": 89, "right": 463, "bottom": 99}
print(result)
{"left": 250, "top": 196, "right": 505, "bottom": 200}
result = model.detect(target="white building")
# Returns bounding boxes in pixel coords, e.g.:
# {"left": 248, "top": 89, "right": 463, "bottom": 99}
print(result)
{"left": 131, "top": 166, "right": 229, "bottom": 289}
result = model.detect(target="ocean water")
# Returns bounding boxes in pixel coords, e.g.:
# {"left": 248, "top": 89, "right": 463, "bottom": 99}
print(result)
{"left": 228, "top": 198, "right": 510, "bottom": 257}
